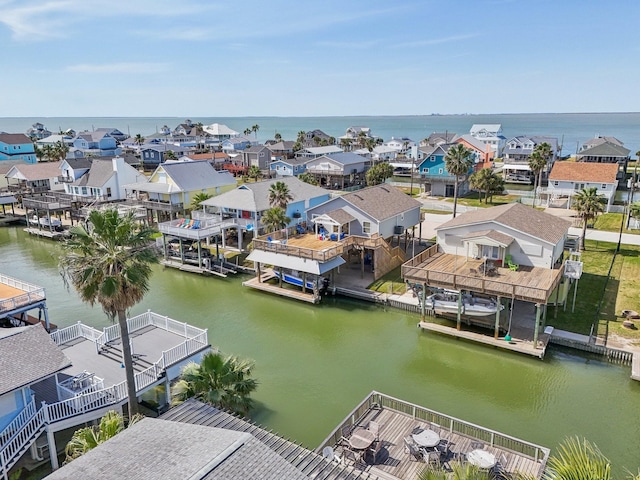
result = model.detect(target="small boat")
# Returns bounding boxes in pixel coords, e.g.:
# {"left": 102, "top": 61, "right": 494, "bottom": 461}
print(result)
{"left": 32, "top": 215, "right": 62, "bottom": 228}
{"left": 425, "top": 290, "right": 504, "bottom": 317}
{"left": 273, "top": 270, "right": 317, "bottom": 290}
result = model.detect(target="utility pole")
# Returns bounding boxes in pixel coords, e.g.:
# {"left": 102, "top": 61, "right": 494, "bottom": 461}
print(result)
{"left": 627, "top": 163, "right": 637, "bottom": 229}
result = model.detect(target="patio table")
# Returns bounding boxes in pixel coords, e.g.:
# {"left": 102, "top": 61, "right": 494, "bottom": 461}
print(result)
{"left": 467, "top": 449, "right": 496, "bottom": 469}
{"left": 348, "top": 427, "right": 375, "bottom": 450}
{"left": 412, "top": 429, "right": 440, "bottom": 448}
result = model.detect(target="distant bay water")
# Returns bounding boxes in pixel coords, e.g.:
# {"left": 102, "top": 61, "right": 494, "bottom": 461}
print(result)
{"left": 1, "top": 113, "right": 639, "bottom": 156}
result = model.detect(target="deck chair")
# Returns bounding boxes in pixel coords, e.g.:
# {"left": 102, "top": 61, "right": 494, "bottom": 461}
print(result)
{"left": 322, "top": 446, "right": 342, "bottom": 464}
{"left": 406, "top": 442, "right": 426, "bottom": 462}
{"left": 175, "top": 218, "right": 186, "bottom": 227}
{"left": 267, "top": 236, "right": 273, "bottom": 242}
{"left": 508, "top": 261, "right": 519, "bottom": 271}
{"left": 342, "top": 448, "right": 366, "bottom": 468}
{"left": 367, "top": 439, "right": 384, "bottom": 464}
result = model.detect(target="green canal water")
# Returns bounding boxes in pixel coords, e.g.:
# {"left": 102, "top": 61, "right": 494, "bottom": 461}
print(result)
{"left": 1, "top": 227, "right": 639, "bottom": 474}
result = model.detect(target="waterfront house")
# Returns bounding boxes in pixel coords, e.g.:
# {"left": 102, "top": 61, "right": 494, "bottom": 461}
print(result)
{"left": 402, "top": 202, "right": 570, "bottom": 349}
{"left": 267, "top": 140, "right": 296, "bottom": 158}
{"left": 125, "top": 161, "right": 236, "bottom": 223}
{"left": 93, "top": 127, "right": 128, "bottom": 142}
{"left": 384, "top": 136, "right": 415, "bottom": 153}
{"left": 455, "top": 134, "right": 495, "bottom": 168}
{"left": 339, "top": 126, "right": 375, "bottom": 145}
{"left": 0, "top": 134, "right": 37, "bottom": 164}
{"left": 48, "top": 399, "right": 383, "bottom": 480}
{"left": 245, "top": 185, "right": 421, "bottom": 302}
{"left": 25, "top": 123, "right": 51, "bottom": 140}
{"left": 269, "top": 157, "right": 309, "bottom": 178}
{"left": 543, "top": 161, "right": 619, "bottom": 212}
{"left": 182, "top": 151, "right": 230, "bottom": 170}
{"left": 304, "top": 129, "right": 333, "bottom": 146}
{"left": 577, "top": 136, "right": 630, "bottom": 171}
{"left": 0, "top": 273, "right": 211, "bottom": 477}
{"left": 71, "top": 131, "right": 121, "bottom": 157}
{"left": 502, "top": 136, "right": 559, "bottom": 182}
{"left": 34, "top": 134, "right": 74, "bottom": 151}
{"left": 203, "top": 123, "right": 240, "bottom": 143}
{"left": 5, "top": 161, "right": 64, "bottom": 194}
{"left": 469, "top": 124, "right": 506, "bottom": 157}
{"left": 304, "top": 152, "right": 367, "bottom": 189}
{"left": 64, "top": 156, "right": 146, "bottom": 201}
{"left": 140, "top": 144, "right": 193, "bottom": 169}
{"left": 417, "top": 144, "right": 473, "bottom": 197}
{"left": 422, "top": 132, "right": 458, "bottom": 147}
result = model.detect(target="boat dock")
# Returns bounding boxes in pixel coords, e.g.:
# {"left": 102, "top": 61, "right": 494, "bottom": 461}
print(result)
{"left": 243, "top": 270, "right": 319, "bottom": 303}
{"left": 160, "top": 259, "right": 230, "bottom": 277}
{"left": 417, "top": 321, "right": 549, "bottom": 359}
{"left": 23, "top": 227, "right": 68, "bottom": 240}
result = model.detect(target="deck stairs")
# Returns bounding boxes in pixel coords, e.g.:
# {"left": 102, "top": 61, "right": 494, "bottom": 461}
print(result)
{"left": 0, "top": 402, "right": 46, "bottom": 479}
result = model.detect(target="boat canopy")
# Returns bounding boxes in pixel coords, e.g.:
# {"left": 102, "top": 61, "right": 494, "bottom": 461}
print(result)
{"left": 246, "top": 250, "right": 345, "bottom": 275}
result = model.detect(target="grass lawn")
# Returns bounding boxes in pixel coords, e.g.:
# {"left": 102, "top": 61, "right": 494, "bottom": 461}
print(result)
{"left": 367, "top": 266, "right": 406, "bottom": 294}
{"left": 396, "top": 186, "right": 422, "bottom": 197}
{"left": 444, "top": 192, "right": 521, "bottom": 208}
{"left": 549, "top": 240, "right": 640, "bottom": 343}
{"left": 420, "top": 208, "right": 452, "bottom": 215}
{"left": 593, "top": 213, "right": 636, "bottom": 234}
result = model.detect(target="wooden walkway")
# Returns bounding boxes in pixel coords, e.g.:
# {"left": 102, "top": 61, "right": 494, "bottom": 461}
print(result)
{"left": 243, "top": 271, "right": 319, "bottom": 304}
{"left": 23, "top": 227, "right": 67, "bottom": 240}
{"left": 417, "top": 322, "right": 548, "bottom": 359}
{"left": 160, "top": 259, "right": 228, "bottom": 277}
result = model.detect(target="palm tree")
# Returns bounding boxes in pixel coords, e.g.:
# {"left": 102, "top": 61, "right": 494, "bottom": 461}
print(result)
{"left": 171, "top": 351, "right": 258, "bottom": 416}
{"left": 573, "top": 187, "right": 606, "bottom": 251}
{"left": 529, "top": 142, "right": 552, "bottom": 207}
{"left": 340, "top": 138, "right": 352, "bottom": 151}
{"left": 268, "top": 180, "right": 293, "bottom": 209}
{"left": 53, "top": 140, "right": 69, "bottom": 161}
{"left": 274, "top": 132, "right": 282, "bottom": 142}
{"left": 418, "top": 461, "right": 493, "bottom": 480}
{"left": 298, "top": 172, "right": 318, "bottom": 185}
{"left": 296, "top": 131, "right": 306, "bottom": 144}
{"left": 34, "top": 144, "right": 45, "bottom": 162}
{"left": 544, "top": 437, "right": 611, "bottom": 480}
{"left": 444, "top": 143, "right": 474, "bottom": 217}
{"left": 164, "top": 150, "right": 177, "bottom": 161}
{"left": 64, "top": 410, "right": 143, "bottom": 464}
{"left": 629, "top": 201, "right": 640, "bottom": 222}
{"left": 366, "top": 162, "right": 394, "bottom": 186}
{"left": 248, "top": 165, "right": 262, "bottom": 182}
{"left": 251, "top": 124, "right": 260, "bottom": 139}
{"left": 59, "top": 209, "right": 158, "bottom": 416}
{"left": 134, "top": 133, "right": 145, "bottom": 146}
{"left": 261, "top": 207, "right": 290, "bottom": 233}
{"left": 191, "top": 192, "right": 212, "bottom": 211}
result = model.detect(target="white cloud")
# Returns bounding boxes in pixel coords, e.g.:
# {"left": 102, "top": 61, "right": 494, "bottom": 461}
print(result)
{"left": 65, "top": 62, "right": 170, "bottom": 74}
{"left": 394, "top": 34, "right": 479, "bottom": 48}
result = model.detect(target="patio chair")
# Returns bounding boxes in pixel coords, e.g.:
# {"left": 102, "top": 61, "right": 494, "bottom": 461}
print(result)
{"left": 406, "top": 442, "right": 425, "bottom": 462}
{"left": 426, "top": 449, "right": 441, "bottom": 466}
{"left": 322, "top": 446, "right": 342, "bottom": 464}
{"left": 342, "top": 448, "right": 366, "bottom": 468}
{"left": 368, "top": 420, "right": 380, "bottom": 440}
{"left": 339, "top": 424, "right": 352, "bottom": 444}
{"left": 492, "top": 453, "right": 508, "bottom": 479}
{"left": 367, "top": 439, "right": 384, "bottom": 464}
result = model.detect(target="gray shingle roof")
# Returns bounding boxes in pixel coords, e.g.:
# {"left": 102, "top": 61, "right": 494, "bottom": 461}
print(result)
{"left": 0, "top": 133, "right": 32, "bottom": 145}
{"left": 322, "top": 152, "right": 366, "bottom": 166}
{"left": 72, "top": 159, "right": 115, "bottom": 187}
{"left": 437, "top": 203, "right": 570, "bottom": 245}
{"left": 324, "top": 208, "right": 356, "bottom": 225}
{"left": 0, "top": 325, "right": 71, "bottom": 396}
{"left": 578, "top": 142, "right": 630, "bottom": 158}
{"left": 201, "top": 177, "right": 328, "bottom": 212}
{"left": 341, "top": 185, "right": 422, "bottom": 222}
{"left": 461, "top": 229, "right": 514, "bottom": 246}
{"left": 159, "top": 161, "right": 237, "bottom": 191}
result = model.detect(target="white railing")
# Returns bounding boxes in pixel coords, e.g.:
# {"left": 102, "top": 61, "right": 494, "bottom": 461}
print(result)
{"left": 0, "top": 274, "right": 43, "bottom": 293}
{"left": 45, "top": 382, "right": 127, "bottom": 424}
{"left": 0, "top": 409, "right": 45, "bottom": 475}
{"left": 50, "top": 322, "right": 82, "bottom": 346}
{"left": 134, "top": 365, "right": 160, "bottom": 391}
{"left": 127, "top": 314, "right": 150, "bottom": 334}
{"left": 0, "top": 397, "right": 36, "bottom": 447}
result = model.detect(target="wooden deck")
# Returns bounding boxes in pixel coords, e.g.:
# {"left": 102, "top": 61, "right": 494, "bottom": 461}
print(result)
{"left": 242, "top": 270, "right": 319, "bottom": 303}
{"left": 402, "top": 248, "right": 564, "bottom": 304}
{"left": 319, "top": 391, "right": 549, "bottom": 480}
{"left": 417, "top": 322, "right": 549, "bottom": 359}
{"left": 23, "top": 227, "right": 68, "bottom": 240}
{"left": 0, "top": 275, "right": 46, "bottom": 316}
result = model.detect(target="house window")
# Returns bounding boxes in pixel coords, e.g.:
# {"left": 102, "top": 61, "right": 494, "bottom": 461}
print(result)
{"left": 430, "top": 156, "right": 436, "bottom": 162}
{"left": 82, "top": 187, "right": 87, "bottom": 195}
{"left": 601, "top": 184, "right": 607, "bottom": 189}
{"left": 439, "top": 168, "right": 443, "bottom": 174}
{"left": 554, "top": 181, "right": 559, "bottom": 186}
{"left": 362, "top": 221, "right": 371, "bottom": 234}
{"left": 106, "top": 187, "right": 112, "bottom": 198}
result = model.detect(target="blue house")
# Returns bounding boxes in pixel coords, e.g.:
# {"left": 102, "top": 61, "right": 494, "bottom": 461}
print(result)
{"left": 417, "top": 144, "right": 472, "bottom": 197}
{"left": 221, "top": 136, "right": 253, "bottom": 152}
{"left": 0, "top": 134, "right": 37, "bottom": 164}
{"left": 72, "top": 131, "right": 121, "bottom": 157}
{"left": 269, "top": 157, "right": 309, "bottom": 177}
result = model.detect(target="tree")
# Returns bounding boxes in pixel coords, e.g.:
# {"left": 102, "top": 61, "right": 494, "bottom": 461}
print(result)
{"left": 172, "top": 351, "right": 258, "bottom": 416}
{"left": 34, "top": 144, "right": 45, "bottom": 162}
{"left": 366, "top": 162, "right": 394, "bottom": 186}
{"left": 544, "top": 437, "right": 611, "bottom": 480}
{"left": 340, "top": 138, "right": 352, "bottom": 151}
{"left": 52, "top": 140, "right": 69, "bottom": 161}
{"left": 248, "top": 165, "right": 262, "bottom": 182}
{"left": 64, "top": 410, "right": 143, "bottom": 464}
{"left": 469, "top": 168, "right": 503, "bottom": 203}
{"left": 629, "top": 201, "right": 640, "bottom": 221}
{"left": 59, "top": 209, "right": 158, "bottom": 416}
{"left": 251, "top": 124, "right": 260, "bottom": 139}
{"left": 261, "top": 207, "right": 290, "bottom": 233}
{"left": 528, "top": 142, "right": 552, "bottom": 207}
{"left": 296, "top": 131, "right": 306, "bottom": 144}
{"left": 573, "top": 187, "right": 606, "bottom": 251}
{"left": 298, "top": 172, "right": 318, "bottom": 185}
{"left": 268, "top": 180, "right": 293, "bottom": 209}
{"left": 244, "top": 128, "right": 251, "bottom": 136}
{"left": 274, "top": 132, "right": 282, "bottom": 142}
{"left": 134, "top": 133, "right": 145, "bottom": 146}
{"left": 164, "top": 150, "right": 177, "bottom": 161}
{"left": 444, "top": 144, "right": 474, "bottom": 217}
{"left": 191, "top": 192, "right": 212, "bottom": 211}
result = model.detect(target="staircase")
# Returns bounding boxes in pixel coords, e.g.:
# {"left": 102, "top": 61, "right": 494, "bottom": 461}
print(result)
{"left": 0, "top": 406, "right": 46, "bottom": 479}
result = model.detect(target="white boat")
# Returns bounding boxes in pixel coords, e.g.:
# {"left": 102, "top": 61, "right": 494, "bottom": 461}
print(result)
{"left": 273, "top": 270, "right": 317, "bottom": 290}
{"left": 31, "top": 215, "right": 62, "bottom": 229}
{"left": 425, "top": 290, "right": 504, "bottom": 317}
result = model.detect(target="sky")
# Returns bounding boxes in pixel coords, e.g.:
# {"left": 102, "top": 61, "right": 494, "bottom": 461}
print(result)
{"left": 0, "top": 0, "right": 638, "bottom": 117}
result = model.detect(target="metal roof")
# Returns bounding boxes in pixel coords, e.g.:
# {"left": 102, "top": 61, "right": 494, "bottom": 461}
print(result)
{"left": 246, "top": 250, "right": 345, "bottom": 275}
